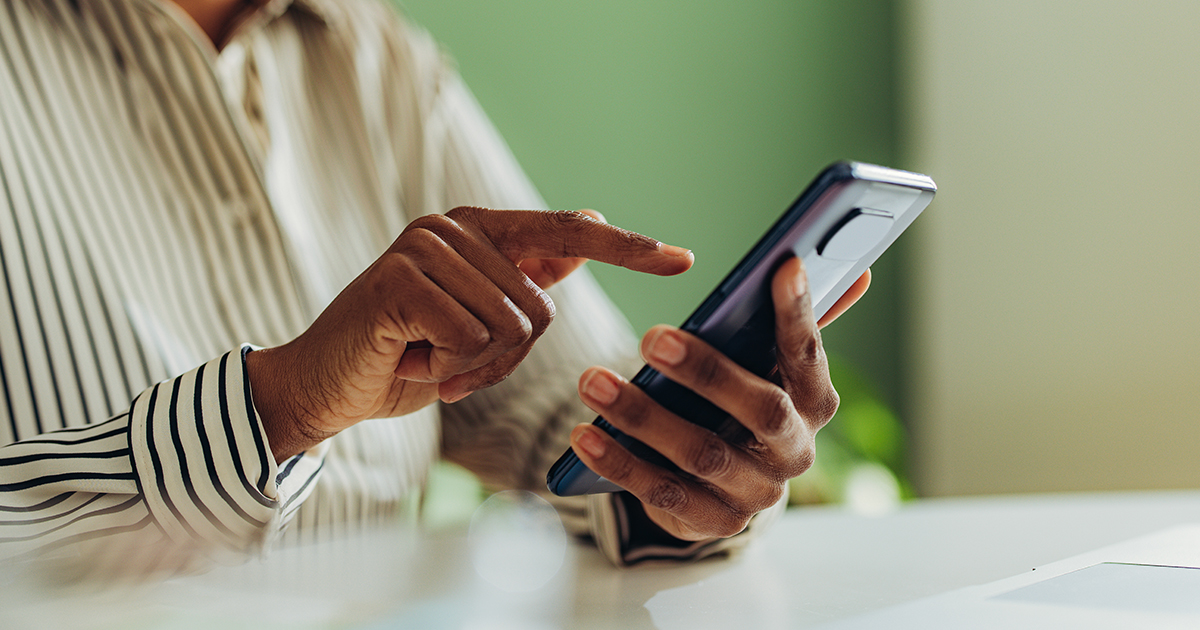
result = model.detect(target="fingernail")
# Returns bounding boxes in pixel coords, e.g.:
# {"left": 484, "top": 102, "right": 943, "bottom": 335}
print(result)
{"left": 445, "top": 390, "right": 472, "bottom": 403}
{"left": 575, "top": 428, "right": 607, "bottom": 459}
{"left": 582, "top": 370, "right": 620, "bottom": 405}
{"left": 793, "top": 262, "right": 808, "bottom": 299}
{"left": 648, "top": 329, "right": 687, "bottom": 366}
{"left": 658, "top": 242, "right": 692, "bottom": 258}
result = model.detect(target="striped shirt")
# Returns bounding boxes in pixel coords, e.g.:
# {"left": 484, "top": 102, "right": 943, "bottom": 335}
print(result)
{"left": 0, "top": 0, "right": 774, "bottom": 572}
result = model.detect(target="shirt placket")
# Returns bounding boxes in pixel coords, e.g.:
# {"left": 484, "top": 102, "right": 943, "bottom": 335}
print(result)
{"left": 135, "top": 0, "right": 313, "bottom": 345}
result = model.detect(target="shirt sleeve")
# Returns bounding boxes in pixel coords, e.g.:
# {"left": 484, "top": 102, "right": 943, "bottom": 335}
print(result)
{"left": 587, "top": 488, "right": 789, "bottom": 566}
{"left": 383, "top": 13, "right": 781, "bottom": 565}
{"left": 0, "top": 346, "right": 322, "bottom": 572}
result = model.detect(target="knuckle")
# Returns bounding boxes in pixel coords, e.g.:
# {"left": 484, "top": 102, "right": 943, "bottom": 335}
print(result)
{"left": 405, "top": 213, "right": 458, "bottom": 237}
{"left": 526, "top": 289, "right": 555, "bottom": 337}
{"left": 727, "top": 512, "right": 754, "bottom": 538}
{"left": 445, "top": 206, "right": 485, "bottom": 223}
{"left": 613, "top": 394, "right": 653, "bottom": 431}
{"left": 756, "top": 387, "right": 797, "bottom": 437}
{"left": 786, "top": 436, "right": 817, "bottom": 478}
{"left": 612, "top": 225, "right": 649, "bottom": 249}
{"left": 603, "top": 451, "right": 637, "bottom": 485}
{"left": 709, "top": 509, "right": 752, "bottom": 539}
{"left": 643, "top": 478, "right": 688, "bottom": 513}
{"left": 458, "top": 320, "right": 491, "bottom": 355}
{"left": 689, "top": 435, "right": 733, "bottom": 480}
{"left": 688, "top": 351, "right": 725, "bottom": 391}
{"left": 811, "top": 388, "right": 840, "bottom": 428}
{"left": 777, "top": 323, "right": 826, "bottom": 378}
{"left": 545, "top": 210, "right": 649, "bottom": 260}
{"left": 794, "top": 332, "right": 824, "bottom": 367}
{"left": 548, "top": 209, "right": 590, "bottom": 227}
{"left": 490, "top": 310, "right": 533, "bottom": 348}
{"left": 755, "top": 483, "right": 787, "bottom": 512}
{"left": 399, "top": 225, "right": 455, "bottom": 259}
{"left": 738, "top": 482, "right": 788, "bottom": 516}
{"left": 368, "top": 253, "right": 416, "bottom": 291}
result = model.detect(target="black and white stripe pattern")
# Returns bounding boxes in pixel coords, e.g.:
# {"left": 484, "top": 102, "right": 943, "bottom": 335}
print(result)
{"left": 129, "top": 348, "right": 289, "bottom": 556}
{"left": 0, "top": 416, "right": 146, "bottom": 554}
{"left": 0, "top": 0, "right": 763, "bottom": 570}
{"left": 0, "top": 0, "right": 328, "bottom": 562}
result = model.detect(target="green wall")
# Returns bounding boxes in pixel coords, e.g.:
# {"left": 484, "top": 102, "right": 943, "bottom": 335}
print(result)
{"left": 393, "top": 0, "right": 904, "bottom": 409}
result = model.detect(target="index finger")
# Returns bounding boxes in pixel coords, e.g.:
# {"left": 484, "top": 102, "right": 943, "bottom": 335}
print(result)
{"left": 446, "top": 207, "right": 694, "bottom": 276}
{"left": 816, "top": 269, "right": 871, "bottom": 329}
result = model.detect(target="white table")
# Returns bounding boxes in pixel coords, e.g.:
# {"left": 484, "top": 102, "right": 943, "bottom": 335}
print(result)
{"left": 7, "top": 490, "right": 1200, "bottom": 629}
{"left": 572, "top": 490, "right": 1200, "bottom": 629}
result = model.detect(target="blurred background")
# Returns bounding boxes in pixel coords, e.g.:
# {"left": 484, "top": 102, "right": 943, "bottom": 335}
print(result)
{"left": 394, "top": 0, "right": 1200, "bottom": 514}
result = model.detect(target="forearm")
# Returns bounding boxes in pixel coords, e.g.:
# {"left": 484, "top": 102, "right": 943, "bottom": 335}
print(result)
{"left": 0, "top": 347, "right": 323, "bottom": 572}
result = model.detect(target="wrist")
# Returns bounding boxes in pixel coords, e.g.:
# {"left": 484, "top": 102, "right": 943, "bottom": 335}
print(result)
{"left": 245, "top": 345, "right": 331, "bottom": 462}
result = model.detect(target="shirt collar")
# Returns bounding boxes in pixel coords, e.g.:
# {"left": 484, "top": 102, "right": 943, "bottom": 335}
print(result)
{"left": 283, "top": 0, "right": 338, "bottom": 25}
{"left": 222, "top": 0, "right": 337, "bottom": 47}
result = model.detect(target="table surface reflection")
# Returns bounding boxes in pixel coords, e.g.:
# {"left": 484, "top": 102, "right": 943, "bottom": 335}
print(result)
{"left": 6, "top": 490, "right": 1200, "bottom": 629}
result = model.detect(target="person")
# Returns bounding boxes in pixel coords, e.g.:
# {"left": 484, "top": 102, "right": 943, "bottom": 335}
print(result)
{"left": 0, "top": 0, "right": 868, "bottom": 573}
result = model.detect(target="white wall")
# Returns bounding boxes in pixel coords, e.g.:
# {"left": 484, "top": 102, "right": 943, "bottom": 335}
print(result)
{"left": 903, "top": 1, "right": 1200, "bottom": 496}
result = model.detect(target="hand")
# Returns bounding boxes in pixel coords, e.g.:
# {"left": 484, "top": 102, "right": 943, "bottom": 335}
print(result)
{"left": 248, "top": 207, "right": 693, "bottom": 462}
{"left": 568, "top": 258, "right": 869, "bottom": 541}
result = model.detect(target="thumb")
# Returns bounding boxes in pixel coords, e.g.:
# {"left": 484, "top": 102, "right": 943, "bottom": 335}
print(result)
{"left": 770, "top": 257, "right": 836, "bottom": 426}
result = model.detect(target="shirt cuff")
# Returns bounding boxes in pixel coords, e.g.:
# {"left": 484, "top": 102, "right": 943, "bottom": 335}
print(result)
{"left": 127, "top": 346, "right": 322, "bottom": 560}
{"left": 587, "top": 488, "right": 789, "bottom": 567}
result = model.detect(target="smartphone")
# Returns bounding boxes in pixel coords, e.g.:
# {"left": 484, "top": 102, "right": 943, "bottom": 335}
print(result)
{"left": 546, "top": 161, "right": 936, "bottom": 496}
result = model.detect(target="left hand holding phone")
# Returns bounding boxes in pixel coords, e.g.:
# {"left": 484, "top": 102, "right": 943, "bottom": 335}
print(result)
{"left": 568, "top": 257, "right": 869, "bottom": 541}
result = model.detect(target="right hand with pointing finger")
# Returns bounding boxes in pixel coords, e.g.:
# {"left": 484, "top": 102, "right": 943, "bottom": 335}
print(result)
{"left": 246, "top": 206, "right": 693, "bottom": 463}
